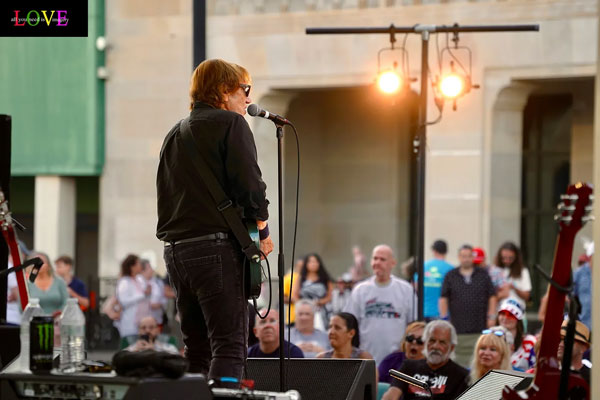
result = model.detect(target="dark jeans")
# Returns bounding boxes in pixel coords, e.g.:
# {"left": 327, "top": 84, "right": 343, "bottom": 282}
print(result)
{"left": 164, "top": 238, "right": 248, "bottom": 388}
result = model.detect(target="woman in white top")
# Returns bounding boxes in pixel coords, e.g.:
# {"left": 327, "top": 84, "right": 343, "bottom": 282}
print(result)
{"left": 493, "top": 242, "right": 531, "bottom": 304}
{"left": 114, "top": 254, "right": 151, "bottom": 339}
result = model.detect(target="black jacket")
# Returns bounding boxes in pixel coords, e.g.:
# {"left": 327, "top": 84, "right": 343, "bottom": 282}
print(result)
{"left": 156, "top": 102, "right": 269, "bottom": 242}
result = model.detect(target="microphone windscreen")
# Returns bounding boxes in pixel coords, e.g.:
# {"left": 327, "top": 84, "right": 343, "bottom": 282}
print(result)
{"left": 247, "top": 103, "right": 261, "bottom": 117}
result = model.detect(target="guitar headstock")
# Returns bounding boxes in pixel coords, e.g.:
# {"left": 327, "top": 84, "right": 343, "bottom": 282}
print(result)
{"left": 554, "top": 182, "right": 594, "bottom": 233}
{"left": 0, "top": 187, "right": 12, "bottom": 231}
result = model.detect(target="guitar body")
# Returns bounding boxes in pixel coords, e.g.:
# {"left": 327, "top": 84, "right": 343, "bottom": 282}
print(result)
{"left": 245, "top": 221, "right": 262, "bottom": 300}
{"left": 503, "top": 182, "right": 592, "bottom": 400}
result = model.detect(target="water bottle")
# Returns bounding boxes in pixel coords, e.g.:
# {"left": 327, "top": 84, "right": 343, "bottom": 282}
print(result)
{"left": 20, "top": 298, "right": 44, "bottom": 372}
{"left": 58, "top": 298, "right": 86, "bottom": 372}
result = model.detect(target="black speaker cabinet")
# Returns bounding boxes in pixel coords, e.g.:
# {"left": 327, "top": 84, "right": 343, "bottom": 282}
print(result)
{"left": 246, "top": 358, "right": 376, "bottom": 400}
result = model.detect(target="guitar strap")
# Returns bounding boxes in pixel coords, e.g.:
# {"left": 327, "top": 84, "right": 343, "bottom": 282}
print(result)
{"left": 178, "top": 117, "right": 261, "bottom": 264}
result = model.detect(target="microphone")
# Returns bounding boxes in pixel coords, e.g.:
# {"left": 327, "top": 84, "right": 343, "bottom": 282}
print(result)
{"left": 247, "top": 104, "right": 290, "bottom": 126}
{"left": 389, "top": 369, "right": 433, "bottom": 396}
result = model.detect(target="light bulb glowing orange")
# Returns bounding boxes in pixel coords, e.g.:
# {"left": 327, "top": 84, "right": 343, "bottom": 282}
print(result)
{"left": 439, "top": 74, "right": 465, "bottom": 99}
{"left": 377, "top": 71, "right": 402, "bottom": 94}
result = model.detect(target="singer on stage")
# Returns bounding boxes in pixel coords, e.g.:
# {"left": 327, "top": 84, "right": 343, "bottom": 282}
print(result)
{"left": 156, "top": 59, "right": 273, "bottom": 388}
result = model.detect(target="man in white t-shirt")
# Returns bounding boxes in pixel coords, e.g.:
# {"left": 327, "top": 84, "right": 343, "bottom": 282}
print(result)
{"left": 344, "top": 244, "right": 417, "bottom": 365}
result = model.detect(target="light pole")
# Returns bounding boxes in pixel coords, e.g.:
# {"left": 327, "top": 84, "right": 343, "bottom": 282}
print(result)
{"left": 306, "top": 23, "right": 539, "bottom": 320}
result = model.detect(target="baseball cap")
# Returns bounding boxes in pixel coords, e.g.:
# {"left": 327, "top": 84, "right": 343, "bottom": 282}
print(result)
{"left": 498, "top": 298, "right": 525, "bottom": 321}
{"left": 472, "top": 247, "right": 485, "bottom": 265}
{"left": 561, "top": 319, "right": 591, "bottom": 346}
{"left": 431, "top": 240, "right": 447, "bottom": 254}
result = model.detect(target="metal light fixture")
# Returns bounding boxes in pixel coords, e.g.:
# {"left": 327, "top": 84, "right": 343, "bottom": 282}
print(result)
{"left": 433, "top": 29, "right": 479, "bottom": 110}
{"left": 376, "top": 28, "right": 410, "bottom": 95}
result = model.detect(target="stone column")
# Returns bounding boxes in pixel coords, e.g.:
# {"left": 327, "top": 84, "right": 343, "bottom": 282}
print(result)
{"left": 34, "top": 176, "right": 76, "bottom": 262}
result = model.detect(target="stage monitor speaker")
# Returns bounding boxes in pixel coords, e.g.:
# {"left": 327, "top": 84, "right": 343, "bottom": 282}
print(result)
{"left": 0, "top": 326, "right": 19, "bottom": 369}
{"left": 246, "top": 358, "right": 376, "bottom": 400}
{"left": 455, "top": 369, "right": 533, "bottom": 400}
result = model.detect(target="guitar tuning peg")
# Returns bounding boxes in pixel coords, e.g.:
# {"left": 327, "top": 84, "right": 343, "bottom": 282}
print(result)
{"left": 557, "top": 204, "right": 575, "bottom": 212}
{"left": 582, "top": 216, "right": 595, "bottom": 222}
{"left": 585, "top": 206, "right": 593, "bottom": 212}
{"left": 590, "top": 194, "right": 595, "bottom": 201}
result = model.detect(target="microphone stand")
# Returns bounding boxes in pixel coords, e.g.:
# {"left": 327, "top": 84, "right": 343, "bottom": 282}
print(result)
{"left": 0, "top": 257, "right": 43, "bottom": 282}
{"left": 389, "top": 368, "right": 433, "bottom": 398}
{"left": 275, "top": 123, "right": 286, "bottom": 393}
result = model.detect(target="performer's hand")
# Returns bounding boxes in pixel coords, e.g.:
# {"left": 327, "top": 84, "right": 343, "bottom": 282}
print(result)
{"left": 260, "top": 236, "right": 274, "bottom": 259}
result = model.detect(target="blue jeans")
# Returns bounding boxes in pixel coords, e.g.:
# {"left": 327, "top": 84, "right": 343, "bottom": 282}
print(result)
{"left": 164, "top": 238, "right": 248, "bottom": 388}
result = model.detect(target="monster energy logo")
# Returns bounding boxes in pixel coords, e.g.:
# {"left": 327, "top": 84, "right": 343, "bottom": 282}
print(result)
{"left": 37, "top": 324, "right": 52, "bottom": 351}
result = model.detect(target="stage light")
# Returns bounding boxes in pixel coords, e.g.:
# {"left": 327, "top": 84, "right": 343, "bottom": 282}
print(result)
{"left": 439, "top": 73, "right": 465, "bottom": 99}
{"left": 377, "top": 70, "right": 402, "bottom": 94}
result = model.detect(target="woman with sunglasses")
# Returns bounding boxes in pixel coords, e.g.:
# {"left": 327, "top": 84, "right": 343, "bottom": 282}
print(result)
{"left": 378, "top": 321, "right": 426, "bottom": 383}
{"left": 470, "top": 328, "right": 511, "bottom": 383}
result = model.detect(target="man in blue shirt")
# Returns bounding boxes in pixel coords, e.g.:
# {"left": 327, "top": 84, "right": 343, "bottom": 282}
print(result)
{"left": 573, "top": 259, "right": 592, "bottom": 330}
{"left": 248, "top": 309, "right": 304, "bottom": 358}
{"left": 415, "top": 240, "right": 454, "bottom": 320}
{"left": 55, "top": 255, "right": 89, "bottom": 309}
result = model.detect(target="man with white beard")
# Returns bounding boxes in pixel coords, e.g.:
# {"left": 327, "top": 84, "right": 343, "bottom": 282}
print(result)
{"left": 382, "top": 320, "right": 469, "bottom": 400}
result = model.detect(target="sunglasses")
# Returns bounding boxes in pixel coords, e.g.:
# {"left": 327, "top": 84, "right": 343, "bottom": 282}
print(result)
{"left": 405, "top": 335, "right": 424, "bottom": 345}
{"left": 482, "top": 329, "right": 506, "bottom": 340}
{"left": 239, "top": 83, "right": 251, "bottom": 97}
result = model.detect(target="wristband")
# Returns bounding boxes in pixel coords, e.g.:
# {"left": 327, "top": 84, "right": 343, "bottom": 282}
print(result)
{"left": 259, "top": 223, "right": 269, "bottom": 240}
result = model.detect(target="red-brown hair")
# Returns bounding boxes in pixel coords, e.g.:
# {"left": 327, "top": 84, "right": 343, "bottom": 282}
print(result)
{"left": 189, "top": 59, "right": 250, "bottom": 110}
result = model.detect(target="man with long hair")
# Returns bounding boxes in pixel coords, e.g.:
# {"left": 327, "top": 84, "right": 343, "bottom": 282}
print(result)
{"left": 156, "top": 59, "right": 273, "bottom": 388}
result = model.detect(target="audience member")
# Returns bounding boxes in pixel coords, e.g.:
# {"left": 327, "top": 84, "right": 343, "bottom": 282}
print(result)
{"left": 26, "top": 251, "right": 69, "bottom": 315}
{"left": 439, "top": 244, "right": 497, "bottom": 367}
{"left": 473, "top": 247, "right": 506, "bottom": 294}
{"left": 141, "top": 259, "right": 167, "bottom": 328}
{"left": 317, "top": 312, "right": 373, "bottom": 360}
{"left": 344, "top": 244, "right": 417, "bottom": 365}
{"left": 125, "top": 315, "right": 179, "bottom": 354}
{"left": 382, "top": 320, "right": 469, "bottom": 400}
{"left": 114, "top": 254, "right": 151, "bottom": 340}
{"left": 496, "top": 298, "right": 536, "bottom": 371}
{"left": 469, "top": 328, "right": 511, "bottom": 383}
{"left": 55, "top": 255, "right": 90, "bottom": 310}
{"left": 248, "top": 309, "right": 304, "bottom": 358}
{"left": 330, "top": 273, "right": 353, "bottom": 314}
{"left": 378, "top": 321, "right": 426, "bottom": 383}
{"left": 419, "top": 240, "right": 454, "bottom": 320}
{"left": 291, "top": 253, "right": 333, "bottom": 330}
{"left": 349, "top": 246, "right": 367, "bottom": 282}
{"left": 573, "top": 256, "right": 592, "bottom": 330}
{"left": 6, "top": 252, "right": 20, "bottom": 325}
{"left": 287, "top": 299, "right": 330, "bottom": 357}
{"left": 493, "top": 242, "right": 531, "bottom": 304}
{"left": 557, "top": 319, "right": 592, "bottom": 386}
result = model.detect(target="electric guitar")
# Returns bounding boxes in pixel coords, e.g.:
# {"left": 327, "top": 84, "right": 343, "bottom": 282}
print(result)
{"left": 245, "top": 221, "right": 263, "bottom": 300}
{"left": 0, "top": 188, "right": 29, "bottom": 310}
{"left": 502, "top": 182, "right": 592, "bottom": 400}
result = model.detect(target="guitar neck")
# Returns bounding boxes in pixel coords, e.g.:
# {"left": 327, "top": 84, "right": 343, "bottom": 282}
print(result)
{"left": 535, "top": 233, "right": 574, "bottom": 367}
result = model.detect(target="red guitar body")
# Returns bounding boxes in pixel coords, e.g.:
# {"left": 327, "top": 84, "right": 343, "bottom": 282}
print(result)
{"left": 0, "top": 189, "right": 29, "bottom": 310}
{"left": 503, "top": 183, "right": 592, "bottom": 400}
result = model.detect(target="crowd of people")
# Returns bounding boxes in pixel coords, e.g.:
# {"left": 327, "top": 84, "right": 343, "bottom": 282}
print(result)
{"left": 5, "top": 238, "right": 593, "bottom": 398}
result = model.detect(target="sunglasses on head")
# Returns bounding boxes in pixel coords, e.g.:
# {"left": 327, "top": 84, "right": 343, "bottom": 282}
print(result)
{"left": 239, "top": 83, "right": 251, "bottom": 97}
{"left": 482, "top": 329, "right": 506, "bottom": 339}
{"left": 405, "top": 334, "right": 424, "bottom": 345}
